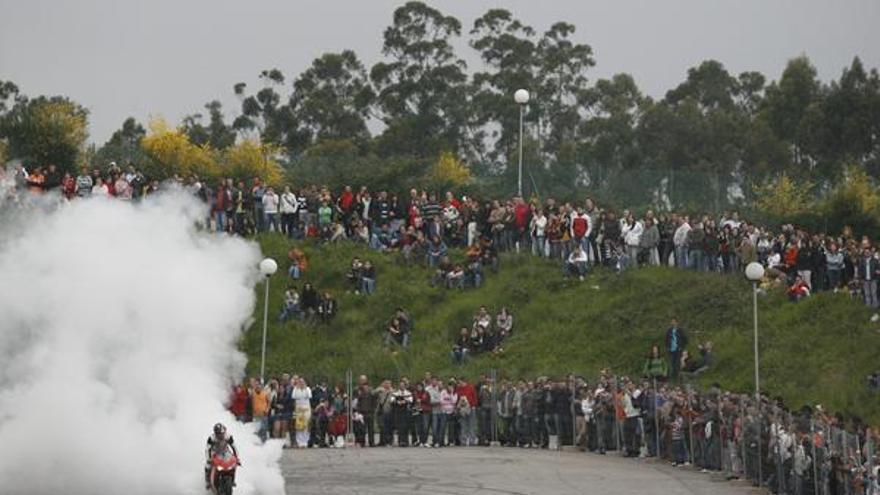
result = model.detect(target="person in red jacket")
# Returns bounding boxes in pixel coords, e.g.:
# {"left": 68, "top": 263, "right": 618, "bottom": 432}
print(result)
{"left": 513, "top": 197, "right": 531, "bottom": 254}
{"left": 229, "top": 383, "right": 249, "bottom": 421}
{"left": 570, "top": 206, "right": 591, "bottom": 255}
{"left": 455, "top": 378, "right": 478, "bottom": 446}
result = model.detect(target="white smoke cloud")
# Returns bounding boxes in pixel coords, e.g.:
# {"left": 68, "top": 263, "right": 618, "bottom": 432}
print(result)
{"left": 0, "top": 192, "right": 284, "bottom": 495}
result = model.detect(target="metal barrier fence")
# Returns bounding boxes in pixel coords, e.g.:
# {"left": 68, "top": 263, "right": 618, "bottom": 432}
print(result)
{"left": 252, "top": 368, "right": 879, "bottom": 494}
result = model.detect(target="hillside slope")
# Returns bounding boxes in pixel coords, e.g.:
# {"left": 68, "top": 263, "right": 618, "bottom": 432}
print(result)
{"left": 243, "top": 235, "right": 880, "bottom": 423}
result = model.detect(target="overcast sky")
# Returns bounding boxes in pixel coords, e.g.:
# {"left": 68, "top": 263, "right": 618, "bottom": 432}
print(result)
{"left": 1, "top": 0, "right": 878, "bottom": 144}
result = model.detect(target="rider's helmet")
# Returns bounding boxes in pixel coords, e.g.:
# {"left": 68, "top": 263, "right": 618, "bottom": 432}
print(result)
{"left": 213, "top": 423, "right": 227, "bottom": 437}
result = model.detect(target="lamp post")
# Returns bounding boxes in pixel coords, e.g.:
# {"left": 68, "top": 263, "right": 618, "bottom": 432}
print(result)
{"left": 259, "top": 257, "right": 278, "bottom": 384}
{"left": 514, "top": 89, "right": 530, "bottom": 197}
{"left": 744, "top": 261, "right": 765, "bottom": 487}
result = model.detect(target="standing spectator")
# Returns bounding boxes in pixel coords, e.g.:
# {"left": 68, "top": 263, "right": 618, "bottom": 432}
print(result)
{"left": 252, "top": 382, "right": 271, "bottom": 442}
{"left": 75, "top": 168, "right": 93, "bottom": 198}
{"left": 665, "top": 318, "right": 688, "bottom": 381}
{"left": 391, "top": 381, "right": 413, "bottom": 447}
{"left": 858, "top": 247, "right": 879, "bottom": 308}
{"left": 673, "top": 216, "right": 691, "bottom": 268}
{"left": 262, "top": 186, "right": 279, "bottom": 232}
{"left": 826, "top": 242, "right": 845, "bottom": 291}
{"left": 438, "top": 381, "right": 458, "bottom": 447}
{"left": 478, "top": 376, "right": 495, "bottom": 446}
{"left": 456, "top": 378, "right": 478, "bottom": 446}
{"left": 640, "top": 218, "right": 660, "bottom": 266}
{"left": 251, "top": 178, "right": 265, "bottom": 232}
{"left": 279, "top": 185, "right": 298, "bottom": 238}
{"left": 229, "top": 383, "right": 249, "bottom": 422}
{"left": 291, "top": 378, "right": 312, "bottom": 448}
{"left": 643, "top": 344, "right": 668, "bottom": 381}
{"left": 355, "top": 376, "right": 376, "bottom": 447}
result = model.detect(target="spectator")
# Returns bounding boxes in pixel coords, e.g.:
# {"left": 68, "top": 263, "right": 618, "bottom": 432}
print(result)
{"left": 566, "top": 245, "right": 589, "bottom": 280}
{"left": 451, "top": 327, "right": 470, "bottom": 364}
{"left": 665, "top": 318, "right": 688, "bottom": 380}
{"left": 643, "top": 344, "right": 668, "bottom": 381}
{"left": 496, "top": 308, "right": 513, "bottom": 339}
{"left": 252, "top": 382, "right": 271, "bottom": 443}
{"left": 360, "top": 260, "right": 377, "bottom": 295}
{"left": 278, "top": 285, "right": 301, "bottom": 322}
{"left": 788, "top": 275, "right": 811, "bottom": 302}
{"left": 317, "top": 292, "right": 337, "bottom": 322}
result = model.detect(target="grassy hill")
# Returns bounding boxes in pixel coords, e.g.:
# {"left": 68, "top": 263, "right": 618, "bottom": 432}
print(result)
{"left": 243, "top": 234, "right": 880, "bottom": 423}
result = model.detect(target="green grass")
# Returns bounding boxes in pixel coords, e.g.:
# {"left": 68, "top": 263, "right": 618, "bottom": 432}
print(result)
{"left": 243, "top": 235, "right": 880, "bottom": 423}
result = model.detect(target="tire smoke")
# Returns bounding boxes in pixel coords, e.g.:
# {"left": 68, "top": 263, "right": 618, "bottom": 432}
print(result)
{"left": 0, "top": 192, "right": 284, "bottom": 495}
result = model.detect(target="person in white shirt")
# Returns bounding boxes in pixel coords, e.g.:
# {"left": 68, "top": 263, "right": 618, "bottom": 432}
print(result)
{"left": 530, "top": 209, "right": 548, "bottom": 258}
{"left": 290, "top": 379, "right": 312, "bottom": 448}
{"left": 279, "top": 186, "right": 299, "bottom": 238}
{"left": 673, "top": 217, "right": 692, "bottom": 268}
{"left": 566, "top": 245, "right": 589, "bottom": 280}
{"left": 91, "top": 177, "right": 110, "bottom": 197}
{"left": 622, "top": 215, "right": 644, "bottom": 269}
{"left": 262, "top": 187, "right": 280, "bottom": 232}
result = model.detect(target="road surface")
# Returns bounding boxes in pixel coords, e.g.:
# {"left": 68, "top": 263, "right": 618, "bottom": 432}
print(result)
{"left": 281, "top": 446, "right": 762, "bottom": 495}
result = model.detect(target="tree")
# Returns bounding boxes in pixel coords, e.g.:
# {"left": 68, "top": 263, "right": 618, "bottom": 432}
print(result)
{"left": 536, "top": 22, "right": 594, "bottom": 158}
{"left": 579, "top": 73, "right": 646, "bottom": 194}
{"left": 290, "top": 50, "right": 374, "bottom": 149}
{"left": 93, "top": 117, "right": 148, "bottom": 170}
{"left": 221, "top": 139, "right": 283, "bottom": 186}
{"left": 232, "top": 69, "right": 298, "bottom": 152}
{"left": 1, "top": 96, "right": 88, "bottom": 173}
{"left": 469, "top": 9, "right": 539, "bottom": 164}
{"left": 427, "top": 151, "right": 471, "bottom": 189}
{"left": 182, "top": 101, "right": 236, "bottom": 150}
{"left": 761, "top": 56, "right": 822, "bottom": 166}
{"left": 139, "top": 119, "right": 218, "bottom": 180}
{"left": 370, "top": 1, "right": 469, "bottom": 157}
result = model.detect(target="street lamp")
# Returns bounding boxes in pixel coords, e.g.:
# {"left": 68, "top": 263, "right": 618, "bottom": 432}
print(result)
{"left": 744, "top": 261, "right": 765, "bottom": 486}
{"left": 259, "top": 257, "right": 278, "bottom": 384}
{"left": 514, "top": 89, "right": 530, "bottom": 197}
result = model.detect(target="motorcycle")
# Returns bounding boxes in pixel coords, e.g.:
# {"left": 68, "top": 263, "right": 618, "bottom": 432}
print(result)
{"left": 209, "top": 446, "right": 238, "bottom": 495}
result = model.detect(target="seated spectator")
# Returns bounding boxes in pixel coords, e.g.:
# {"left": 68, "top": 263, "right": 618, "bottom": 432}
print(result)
{"left": 278, "top": 285, "right": 301, "bottom": 322}
{"left": 360, "top": 260, "right": 376, "bottom": 295}
{"left": 480, "top": 236, "right": 499, "bottom": 273}
{"left": 466, "top": 259, "right": 483, "bottom": 288}
{"left": 473, "top": 307, "right": 491, "bottom": 333}
{"left": 430, "top": 256, "right": 453, "bottom": 287}
{"left": 788, "top": 275, "right": 811, "bottom": 301}
{"left": 346, "top": 257, "right": 363, "bottom": 293}
{"left": 318, "top": 292, "right": 337, "bottom": 322}
{"left": 287, "top": 248, "right": 308, "bottom": 279}
{"left": 451, "top": 327, "right": 470, "bottom": 364}
{"left": 446, "top": 264, "right": 465, "bottom": 290}
{"left": 496, "top": 307, "right": 513, "bottom": 339}
{"left": 395, "top": 308, "right": 412, "bottom": 347}
{"left": 566, "top": 245, "right": 589, "bottom": 280}
{"left": 427, "top": 236, "right": 448, "bottom": 267}
{"left": 301, "top": 283, "right": 319, "bottom": 319}
{"left": 385, "top": 318, "right": 404, "bottom": 347}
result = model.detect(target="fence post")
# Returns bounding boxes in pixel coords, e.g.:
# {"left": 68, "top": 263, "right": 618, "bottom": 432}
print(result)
{"left": 653, "top": 377, "right": 660, "bottom": 460}
{"left": 687, "top": 384, "right": 695, "bottom": 465}
{"left": 346, "top": 368, "right": 353, "bottom": 447}
{"left": 570, "top": 374, "right": 577, "bottom": 448}
{"left": 811, "top": 418, "right": 819, "bottom": 495}
{"left": 491, "top": 368, "right": 498, "bottom": 445}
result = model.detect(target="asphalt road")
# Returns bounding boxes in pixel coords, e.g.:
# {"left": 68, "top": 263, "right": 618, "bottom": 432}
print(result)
{"left": 281, "top": 446, "right": 763, "bottom": 495}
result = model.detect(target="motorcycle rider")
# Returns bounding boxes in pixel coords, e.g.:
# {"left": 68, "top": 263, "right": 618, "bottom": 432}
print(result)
{"left": 205, "top": 423, "right": 240, "bottom": 489}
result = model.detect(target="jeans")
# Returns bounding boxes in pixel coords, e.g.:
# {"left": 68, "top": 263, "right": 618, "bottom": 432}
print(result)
{"left": 827, "top": 269, "right": 842, "bottom": 290}
{"left": 281, "top": 213, "right": 296, "bottom": 237}
{"left": 566, "top": 261, "right": 588, "bottom": 278}
{"left": 518, "top": 415, "right": 534, "bottom": 446}
{"left": 864, "top": 279, "right": 878, "bottom": 307}
{"left": 214, "top": 211, "right": 226, "bottom": 233}
{"left": 418, "top": 412, "right": 431, "bottom": 445}
{"left": 432, "top": 412, "right": 445, "bottom": 446}
{"left": 460, "top": 413, "right": 476, "bottom": 445}
{"left": 256, "top": 415, "right": 269, "bottom": 442}
{"left": 478, "top": 408, "right": 493, "bottom": 444}
{"left": 673, "top": 438, "right": 687, "bottom": 463}
{"left": 532, "top": 235, "right": 546, "bottom": 257}
{"left": 674, "top": 245, "right": 688, "bottom": 268}
{"left": 689, "top": 249, "right": 704, "bottom": 271}
{"left": 361, "top": 277, "right": 376, "bottom": 295}
{"left": 380, "top": 411, "right": 394, "bottom": 445}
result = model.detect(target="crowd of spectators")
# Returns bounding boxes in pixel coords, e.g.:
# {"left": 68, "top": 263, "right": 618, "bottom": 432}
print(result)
{"left": 231, "top": 361, "right": 878, "bottom": 495}
{"left": 8, "top": 163, "right": 880, "bottom": 309}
